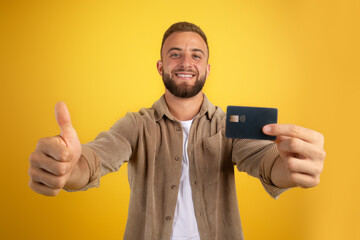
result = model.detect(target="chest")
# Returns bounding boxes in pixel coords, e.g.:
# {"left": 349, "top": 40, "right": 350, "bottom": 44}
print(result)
{"left": 128, "top": 118, "right": 233, "bottom": 187}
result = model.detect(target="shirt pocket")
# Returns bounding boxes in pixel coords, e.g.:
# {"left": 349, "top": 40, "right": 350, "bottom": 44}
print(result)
{"left": 202, "top": 131, "right": 225, "bottom": 185}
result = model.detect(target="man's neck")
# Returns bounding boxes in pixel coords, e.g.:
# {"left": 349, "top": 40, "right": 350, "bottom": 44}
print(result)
{"left": 164, "top": 90, "right": 204, "bottom": 121}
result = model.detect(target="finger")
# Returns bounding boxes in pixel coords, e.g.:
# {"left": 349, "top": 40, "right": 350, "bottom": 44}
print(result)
{"left": 275, "top": 136, "right": 303, "bottom": 159}
{"left": 28, "top": 180, "right": 61, "bottom": 197}
{"left": 55, "top": 101, "right": 77, "bottom": 143}
{"left": 274, "top": 136, "right": 300, "bottom": 159}
{"left": 36, "top": 137, "right": 72, "bottom": 162}
{"left": 263, "top": 124, "right": 324, "bottom": 146}
{"left": 29, "top": 167, "right": 67, "bottom": 189}
{"left": 30, "top": 151, "right": 70, "bottom": 176}
{"left": 274, "top": 135, "right": 291, "bottom": 144}
{"left": 286, "top": 157, "right": 323, "bottom": 176}
{"left": 290, "top": 172, "right": 320, "bottom": 188}
{"left": 277, "top": 138, "right": 326, "bottom": 160}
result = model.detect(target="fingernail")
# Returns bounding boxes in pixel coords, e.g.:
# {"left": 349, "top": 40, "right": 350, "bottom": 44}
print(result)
{"left": 263, "top": 126, "right": 271, "bottom": 133}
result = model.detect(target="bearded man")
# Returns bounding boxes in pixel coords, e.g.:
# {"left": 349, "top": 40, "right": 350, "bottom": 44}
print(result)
{"left": 28, "top": 22, "right": 326, "bottom": 240}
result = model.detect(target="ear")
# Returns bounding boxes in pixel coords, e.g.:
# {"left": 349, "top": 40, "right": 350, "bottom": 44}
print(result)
{"left": 156, "top": 60, "right": 163, "bottom": 76}
{"left": 205, "top": 63, "right": 211, "bottom": 79}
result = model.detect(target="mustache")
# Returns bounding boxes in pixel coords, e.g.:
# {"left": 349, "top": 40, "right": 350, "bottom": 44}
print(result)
{"left": 172, "top": 68, "right": 198, "bottom": 74}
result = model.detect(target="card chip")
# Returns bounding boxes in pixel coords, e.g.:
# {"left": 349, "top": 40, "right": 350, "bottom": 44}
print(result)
{"left": 229, "top": 115, "right": 239, "bottom": 122}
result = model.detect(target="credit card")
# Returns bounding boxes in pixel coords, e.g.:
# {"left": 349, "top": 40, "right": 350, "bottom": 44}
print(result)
{"left": 225, "top": 106, "right": 278, "bottom": 140}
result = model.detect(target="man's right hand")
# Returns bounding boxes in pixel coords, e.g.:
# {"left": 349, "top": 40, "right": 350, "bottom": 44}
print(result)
{"left": 28, "top": 102, "right": 82, "bottom": 196}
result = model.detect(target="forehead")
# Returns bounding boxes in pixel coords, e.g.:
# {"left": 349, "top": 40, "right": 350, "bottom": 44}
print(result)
{"left": 162, "top": 31, "right": 208, "bottom": 55}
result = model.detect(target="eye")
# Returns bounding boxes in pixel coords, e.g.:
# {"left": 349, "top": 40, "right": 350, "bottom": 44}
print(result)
{"left": 193, "top": 54, "right": 201, "bottom": 59}
{"left": 170, "top": 53, "right": 180, "bottom": 58}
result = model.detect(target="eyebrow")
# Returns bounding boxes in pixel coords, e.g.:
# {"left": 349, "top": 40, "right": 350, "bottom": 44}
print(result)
{"left": 167, "top": 47, "right": 182, "bottom": 54}
{"left": 191, "top": 48, "right": 205, "bottom": 56}
{"left": 167, "top": 47, "right": 205, "bottom": 56}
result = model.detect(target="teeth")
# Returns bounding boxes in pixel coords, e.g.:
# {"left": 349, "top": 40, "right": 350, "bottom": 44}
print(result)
{"left": 177, "top": 74, "right": 193, "bottom": 78}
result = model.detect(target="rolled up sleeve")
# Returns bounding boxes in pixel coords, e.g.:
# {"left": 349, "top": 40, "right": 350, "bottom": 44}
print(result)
{"left": 65, "top": 112, "right": 138, "bottom": 192}
{"left": 232, "top": 139, "right": 288, "bottom": 199}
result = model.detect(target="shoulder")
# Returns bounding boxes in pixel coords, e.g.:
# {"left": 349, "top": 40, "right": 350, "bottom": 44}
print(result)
{"left": 138, "top": 107, "right": 157, "bottom": 120}
{"left": 113, "top": 107, "right": 157, "bottom": 130}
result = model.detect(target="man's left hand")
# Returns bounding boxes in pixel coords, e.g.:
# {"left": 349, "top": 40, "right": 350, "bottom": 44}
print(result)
{"left": 263, "top": 124, "right": 326, "bottom": 188}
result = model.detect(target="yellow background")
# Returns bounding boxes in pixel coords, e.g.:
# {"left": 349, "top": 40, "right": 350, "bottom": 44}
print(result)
{"left": 1, "top": 0, "right": 359, "bottom": 239}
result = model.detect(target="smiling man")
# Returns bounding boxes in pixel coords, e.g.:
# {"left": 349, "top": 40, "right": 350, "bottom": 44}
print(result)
{"left": 28, "top": 22, "right": 326, "bottom": 240}
{"left": 160, "top": 30, "right": 209, "bottom": 100}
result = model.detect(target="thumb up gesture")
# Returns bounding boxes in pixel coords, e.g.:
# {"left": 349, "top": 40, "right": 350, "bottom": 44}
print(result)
{"left": 29, "top": 102, "right": 82, "bottom": 196}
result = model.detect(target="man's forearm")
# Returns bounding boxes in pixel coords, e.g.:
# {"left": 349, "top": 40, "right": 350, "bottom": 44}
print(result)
{"left": 64, "top": 155, "right": 90, "bottom": 190}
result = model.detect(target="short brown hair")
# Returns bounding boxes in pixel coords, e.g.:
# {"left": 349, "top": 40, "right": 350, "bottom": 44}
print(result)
{"left": 161, "top": 22, "right": 209, "bottom": 59}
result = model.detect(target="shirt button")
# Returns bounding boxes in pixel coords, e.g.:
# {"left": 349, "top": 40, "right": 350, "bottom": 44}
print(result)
{"left": 176, "top": 126, "right": 181, "bottom": 131}
{"left": 175, "top": 156, "right": 180, "bottom": 161}
{"left": 171, "top": 185, "right": 177, "bottom": 190}
{"left": 165, "top": 216, "right": 172, "bottom": 221}
{"left": 194, "top": 181, "right": 197, "bottom": 186}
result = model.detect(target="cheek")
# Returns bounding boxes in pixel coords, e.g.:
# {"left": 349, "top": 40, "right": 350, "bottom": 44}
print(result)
{"left": 165, "top": 62, "right": 180, "bottom": 74}
{"left": 195, "top": 64, "right": 207, "bottom": 74}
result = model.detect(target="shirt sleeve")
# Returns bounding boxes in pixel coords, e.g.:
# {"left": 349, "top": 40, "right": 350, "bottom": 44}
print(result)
{"left": 64, "top": 112, "right": 139, "bottom": 192}
{"left": 232, "top": 139, "right": 289, "bottom": 199}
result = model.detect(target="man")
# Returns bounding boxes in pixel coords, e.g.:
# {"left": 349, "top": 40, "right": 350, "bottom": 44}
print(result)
{"left": 28, "top": 22, "right": 325, "bottom": 240}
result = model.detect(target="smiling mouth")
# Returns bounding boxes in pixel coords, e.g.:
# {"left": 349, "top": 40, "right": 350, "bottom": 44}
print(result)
{"left": 174, "top": 72, "right": 196, "bottom": 78}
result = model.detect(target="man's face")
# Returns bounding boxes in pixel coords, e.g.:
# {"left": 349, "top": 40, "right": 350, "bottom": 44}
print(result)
{"left": 157, "top": 31, "right": 210, "bottom": 98}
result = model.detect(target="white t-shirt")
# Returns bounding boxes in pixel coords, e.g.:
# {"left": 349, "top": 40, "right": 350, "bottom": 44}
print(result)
{"left": 171, "top": 119, "right": 201, "bottom": 240}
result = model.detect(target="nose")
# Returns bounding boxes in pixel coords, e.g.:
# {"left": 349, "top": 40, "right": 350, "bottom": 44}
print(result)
{"left": 179, "top": 53, "right": 192, "bottom": 69}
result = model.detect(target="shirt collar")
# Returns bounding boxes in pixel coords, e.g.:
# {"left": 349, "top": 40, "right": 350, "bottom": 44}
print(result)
{"left": 152, "top": 93, "right": 216, "bottom": 122}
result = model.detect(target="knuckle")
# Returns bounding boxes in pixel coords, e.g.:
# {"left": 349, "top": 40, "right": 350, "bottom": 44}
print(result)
{"left": 313, "top": 131, "right": 325, "bottom": 147}
{"left": 289, "top": 173, "right": 297, "bottom": 184}
{"left": 305, "top": 176, "right": 320, "bottom": 188}
{"left": 289, "top": 138, "right": 299, "bottom": 150}
{"left": 312, "top": 165, "right": 321, "bottom": 176}
{"left": 310, "top": 132, "right": 317, "bottom": 141}
{"left": 52, "top": 180, "right": 62, "bottom": 189}
{"left": 316, "top": 165, "right": 323, "bottom": 175}
{"left": 36, "top": 138, "right": 44, "bottom": 146}
{"left": 311, "top": 147, "right": 326, "bottom": 162}
{"left": 60, "top": 150, "right": 70, "bottom": 161}
{"left": 47, "top": 189, "right": 61, "bottom": 197}
{"left": 28, "top": 152, "right": 35, "bottom": 162}
{"left": 37, "top": 136, "right": 60, "bottom": 150}
{"left": 29, "top": 151, "right": 39, "bottom": 164}
{"left": 286, "top": 159, "right": 296, "bottom": 171}
{"left": 29, "top": 180, "right": 42, "bottom": 194}
{"left": 28, "top": 180, "right": 35, "bottom": 190}
{"left": 321, "top": 149, "right": 326, "bottom": 159}
{"left": 36, "top": 137, "right": 47, "bottom": 147}
{"left": 29, "top": 152, "right": 36, "bottom": 164}
{"left": 318, "top": 132, "right": 325, "bottom": 143}
{"left": 28, "top": 167, "right": 39, "bottom": 180}
{"left": 312, "top": 176, "right": 320, "bottom": 187}
{"left": 28, "top": 180, "right": 60, "bottom": 196}
{"left": 56, "top": 163, "right": 68, "bottom": 176}
{"left": 316, "top": 148, "right": 326, "bottom": 160}
{"left": 290, "top": 124, "right": 300, "bottom": 136}
{"left": 318, "top": 161, "right": 325, "bottom": 174}
{"left": 53, "top": 177, "right": 66, "bottom": 189}
{"left": 28, "top": 167, "right": 34, "bottom": 178}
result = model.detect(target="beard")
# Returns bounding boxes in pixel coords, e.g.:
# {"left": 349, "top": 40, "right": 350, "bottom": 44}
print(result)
{"left": 162, "top": 69, "right": 207, "bottom": 98}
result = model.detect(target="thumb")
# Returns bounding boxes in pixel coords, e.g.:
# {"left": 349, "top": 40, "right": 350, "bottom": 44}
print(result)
{"left": 55, "top": 101, "right": 78, "bottom": 144}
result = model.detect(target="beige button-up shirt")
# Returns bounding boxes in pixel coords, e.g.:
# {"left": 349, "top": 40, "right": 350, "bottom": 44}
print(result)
{"left": 74, "top": 94, "right": 287, "bottom": 240}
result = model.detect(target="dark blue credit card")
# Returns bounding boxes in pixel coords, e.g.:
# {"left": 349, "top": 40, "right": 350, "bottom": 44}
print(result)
{"left": 225, "top": 106, "right": 278, "bottom": 140}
